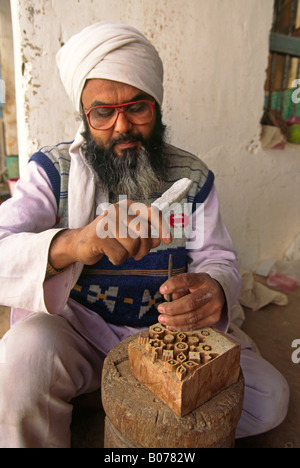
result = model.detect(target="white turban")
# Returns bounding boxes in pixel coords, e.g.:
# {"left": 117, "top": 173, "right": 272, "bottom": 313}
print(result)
{"left": 56, "top": 22, "right": 164, "bottom": 113}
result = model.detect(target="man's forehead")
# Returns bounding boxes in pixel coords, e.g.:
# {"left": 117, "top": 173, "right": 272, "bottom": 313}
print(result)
{"left": 81, "top": 78, "right": 153, "bottom": 108}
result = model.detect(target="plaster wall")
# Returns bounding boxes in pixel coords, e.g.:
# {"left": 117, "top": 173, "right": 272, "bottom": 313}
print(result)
{"left": 9, "top": 0, "right": 300, "bottom": 270}
{"left": 0, "top": 0, "right": 17, "bottom": 156}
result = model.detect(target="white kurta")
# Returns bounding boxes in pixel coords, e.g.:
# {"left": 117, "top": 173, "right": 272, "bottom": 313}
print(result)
{"left": 0, "top": 158, "right": 289, "bottom": 447}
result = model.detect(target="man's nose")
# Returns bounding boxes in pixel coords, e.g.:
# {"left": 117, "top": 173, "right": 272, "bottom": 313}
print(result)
{"left": 114, "top": 110, "right": 133, "bottom": 133}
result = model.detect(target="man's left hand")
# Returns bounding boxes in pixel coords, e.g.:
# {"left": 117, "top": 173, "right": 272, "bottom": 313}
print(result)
{"left": 157, "top": 272, "right": 225, "bottom": 330}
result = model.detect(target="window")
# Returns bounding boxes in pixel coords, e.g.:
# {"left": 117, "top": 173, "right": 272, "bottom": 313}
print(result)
{"left": 262, "top": 0, "right": 300, "bottom": 147}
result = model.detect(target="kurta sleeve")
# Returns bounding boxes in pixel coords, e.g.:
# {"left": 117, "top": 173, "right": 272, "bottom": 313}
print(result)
{"left": 187, "top": 185, "right": 241, "bottom": 332}
{"left": 0, "top": 161, "right": 74, "bottom": 314}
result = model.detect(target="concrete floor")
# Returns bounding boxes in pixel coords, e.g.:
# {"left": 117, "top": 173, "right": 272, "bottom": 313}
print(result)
{"left": 236, "top": 275, "right": 300, "bottom": 448}
{"left": 0, "top": 275, "right": 299, "bottom": 448}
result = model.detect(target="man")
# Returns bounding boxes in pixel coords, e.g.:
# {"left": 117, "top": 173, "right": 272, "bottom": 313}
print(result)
{"left": 0, "top": 22, "right": 289, "bottom": 448}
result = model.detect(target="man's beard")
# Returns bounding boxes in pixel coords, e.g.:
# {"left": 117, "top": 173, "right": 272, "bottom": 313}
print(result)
{"left": 81, "top": 112, "right": 169, "bottom": 202}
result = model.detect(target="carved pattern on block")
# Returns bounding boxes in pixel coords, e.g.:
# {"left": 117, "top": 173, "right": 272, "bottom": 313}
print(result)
{"left": 146, "top": 324, "right": 221, "bottom": 379}
{"left": 128, "top": 323, "right": 241, "bottom": 416}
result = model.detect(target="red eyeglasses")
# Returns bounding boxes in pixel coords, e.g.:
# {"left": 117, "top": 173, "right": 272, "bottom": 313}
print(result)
{"left": 85, "top": 100, "right": 155, "bottom": 131}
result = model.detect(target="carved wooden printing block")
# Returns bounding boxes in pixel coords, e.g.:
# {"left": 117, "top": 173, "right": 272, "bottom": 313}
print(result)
{"left": 128, "top": 323, "right": 241, "bottom": 417}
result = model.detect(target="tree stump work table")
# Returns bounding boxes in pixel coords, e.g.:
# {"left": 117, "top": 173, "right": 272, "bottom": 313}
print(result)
{"left": 101, "top": 330, "right": 245, "bottom": 448}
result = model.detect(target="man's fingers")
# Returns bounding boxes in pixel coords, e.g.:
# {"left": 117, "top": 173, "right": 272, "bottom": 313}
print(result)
{"left": 158, "top": 288, "right": 212, "bottom": 316}
{"left": 147, "top": 205, "right": 172, "bottom": 244}
{"left": 100, "top": 201, "right": 172, "bottom": 245}
{"left": 160, "top": 272, "right": 209, "bottom": 296}
{"left": 158, "top": 306, "right": 221, "bottom": 331}
{"left": 99, "top": 238, "right": 130, "bottom": 265}
{"left": 158, "top": 297, "right": 222, "bottom": 330}
{"left": 94, "top": 201, "right": 172, "bottom": 264}
{"left": 163, "top": 289, "right": 189, "bottom": 301}
{"left": 157, "top": 272, "right": 225, "bottom": 330}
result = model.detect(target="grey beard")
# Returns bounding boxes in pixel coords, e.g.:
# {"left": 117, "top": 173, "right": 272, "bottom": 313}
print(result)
{"left": 81, "top": 132, "right": 168, "bottom": 202}
{"left": 104, "top": 146, "right": 165, "bottom": 202}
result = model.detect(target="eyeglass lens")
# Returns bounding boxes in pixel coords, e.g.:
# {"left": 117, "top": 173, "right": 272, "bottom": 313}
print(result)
{"left": 88, "top": 101, "right": 153, "bottom": 130}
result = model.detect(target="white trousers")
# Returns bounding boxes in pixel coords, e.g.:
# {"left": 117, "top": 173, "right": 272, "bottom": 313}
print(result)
{"left": 0, "top": 304, "right": 289, "bottom": 448}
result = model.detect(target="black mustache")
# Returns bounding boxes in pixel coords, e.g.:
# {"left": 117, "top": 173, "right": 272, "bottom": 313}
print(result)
{"left": 110, "top": 133, "right": 144, "bottom": 148}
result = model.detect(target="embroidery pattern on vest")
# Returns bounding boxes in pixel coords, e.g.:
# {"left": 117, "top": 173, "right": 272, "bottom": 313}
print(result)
{"left": 70, "top": 247, "right": 187, "bottom": 326}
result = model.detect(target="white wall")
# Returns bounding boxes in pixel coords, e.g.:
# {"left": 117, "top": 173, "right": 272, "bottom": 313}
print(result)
{"left": 10, "top": 0, "right": 300, "bottom": 271}
{"left": 0, "top": 0, "right": 17, "bottom": 156}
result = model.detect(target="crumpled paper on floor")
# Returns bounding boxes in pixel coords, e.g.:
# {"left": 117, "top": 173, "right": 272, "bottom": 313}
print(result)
{"left": 228, "top": 270, "right": 289, "bottom": 354}
{"left": 238, "top": 269, "right": 288, "bottom": 311}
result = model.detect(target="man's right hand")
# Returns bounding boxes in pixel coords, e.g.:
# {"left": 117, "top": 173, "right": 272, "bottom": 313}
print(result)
{"left": 48, "top": 199, "right": 172, "bottom": 270}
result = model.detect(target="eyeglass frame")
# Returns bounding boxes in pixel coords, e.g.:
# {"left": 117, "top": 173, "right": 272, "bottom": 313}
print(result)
{"left": 84, "top": 99, "right": 155, "bottom": 131}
